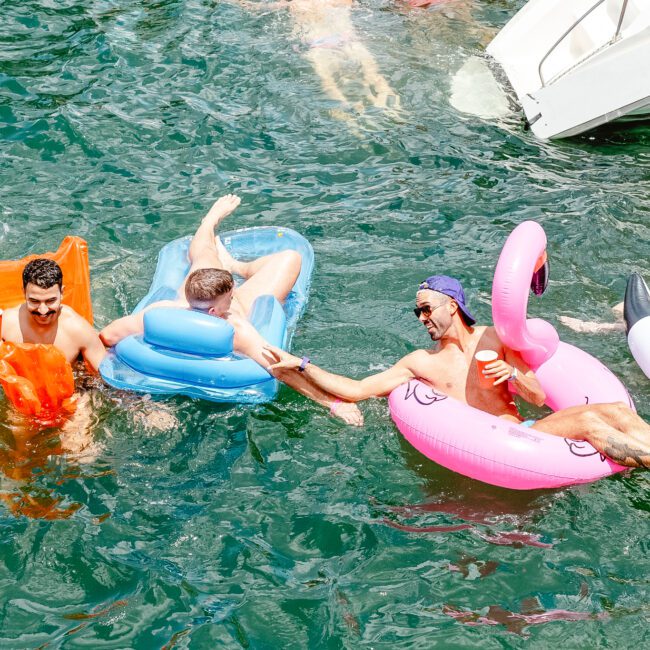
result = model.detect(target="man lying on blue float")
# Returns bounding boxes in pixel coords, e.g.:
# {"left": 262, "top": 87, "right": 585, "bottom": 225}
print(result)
{"left": 99, "top": 194, "right": 362, "bottom": 425}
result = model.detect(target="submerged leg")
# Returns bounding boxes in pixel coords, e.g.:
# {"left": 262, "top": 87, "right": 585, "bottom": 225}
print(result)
{"left": 305, "top": 49, "right": 352, "bottom": 106}
{"left": 347, "top": 41, "right": 401, "bottom": 110}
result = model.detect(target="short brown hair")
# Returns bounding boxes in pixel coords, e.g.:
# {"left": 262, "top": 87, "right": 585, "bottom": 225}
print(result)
{"left": 185, "top": 268, "right": 234, "bottom": 303}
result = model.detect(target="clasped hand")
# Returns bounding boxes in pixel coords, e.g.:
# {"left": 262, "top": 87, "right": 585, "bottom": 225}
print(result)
{"left": 262, "top": 345, "right": 363, "bottom": 426}
{"left": 261, "top": 344, "right": 301, "bottom": 370}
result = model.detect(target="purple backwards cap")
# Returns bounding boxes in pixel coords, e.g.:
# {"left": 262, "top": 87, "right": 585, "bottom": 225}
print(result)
{"left": 418, "top": 275, "right": 476, "bottom": 326}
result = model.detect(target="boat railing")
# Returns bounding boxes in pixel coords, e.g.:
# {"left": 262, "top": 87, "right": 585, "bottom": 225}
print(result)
{"left": 538, "top": 0, "right": 630, "bottom": 86}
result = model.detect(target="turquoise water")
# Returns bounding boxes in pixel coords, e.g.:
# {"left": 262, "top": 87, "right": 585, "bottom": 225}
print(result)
{"left": 1, "top": 0, "right": 650, "bottom": 647}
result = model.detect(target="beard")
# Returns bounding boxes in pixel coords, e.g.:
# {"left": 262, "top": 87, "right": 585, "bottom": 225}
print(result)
{"left": 426, "top": 319, "right": 451, "bottom": 341}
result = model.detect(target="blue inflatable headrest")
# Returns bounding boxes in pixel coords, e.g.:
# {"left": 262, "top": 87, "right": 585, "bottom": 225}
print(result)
{"left": 143, "top": 307, "right": 235, "bottom": 356}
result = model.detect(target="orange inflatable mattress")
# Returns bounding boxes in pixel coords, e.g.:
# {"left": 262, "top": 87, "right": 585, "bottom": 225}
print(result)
{"left": 0, "top": 237, "right": 93, "bottom": 417}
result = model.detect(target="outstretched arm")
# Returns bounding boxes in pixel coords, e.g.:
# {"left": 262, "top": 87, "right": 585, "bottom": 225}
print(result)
{"left": 99, "top": 300, "right": 177, "bottom": 347}
{"left": 68, "top": 314, "right": 107, "bottom": 373}
{"left": 99, "top": 312, "right": 145, "bottom": 348}
{"left": 262, "top": 345, "right": 416, "bottom": 402}
{"left": 81, "top": 327, "right": 108, "bottom": 373}
{"left": 234, "top": 320, "right": 364, "bottom": 425}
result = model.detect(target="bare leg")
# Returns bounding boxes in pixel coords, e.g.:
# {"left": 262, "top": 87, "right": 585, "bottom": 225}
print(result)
{"left": 306, "top": 44, "right": 400, "bottom": 116}
{"left": 185, "top": 194, "right": 300, "bottom": 284}
{"left": 532, "top": 402, "right": 650, "bottom": 468}
{"left": 306, "top": 49, "right": 352, "bottom": 106}
{"left": 214, "top": 236, "right": 247, "bottom": 277}
{"left": 234, "top": 249, "right": 302, "bottom": 316}
{"left": 178, "top": 194, "right": 241, "bottom": 298}
{"left": 60, "top": 393, "right": 102, "bottom": 463}
{"left": 180, "top": 194, "right": 301, "bottom": 315}
{"left": 305, "top": 48, "right": 366, "bottom": 131}
{"left": 217, "top": 229, "right": 302, "bottom": 302}
{"left": 187, "top": 194, "right": 241, "bottom": 269}
{"left": 347, "top": 42, "right": 401, "bottom": 110}
{"left": 216, "top": 234, "right": 303, "bottom": 315}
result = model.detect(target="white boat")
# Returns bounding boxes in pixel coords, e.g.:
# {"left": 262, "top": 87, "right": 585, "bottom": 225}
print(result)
{"left": 484, "top": 0, "right": 650, "bottom": 139}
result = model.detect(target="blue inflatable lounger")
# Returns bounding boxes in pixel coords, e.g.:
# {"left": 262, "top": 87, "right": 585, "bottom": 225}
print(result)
{"left": 99, "top": 226, "right": 314, "bottom": 403}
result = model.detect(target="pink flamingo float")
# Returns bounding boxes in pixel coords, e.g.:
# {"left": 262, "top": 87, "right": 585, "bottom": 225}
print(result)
{"left": 389, "top": 221, "right": 632, "bottom": 490}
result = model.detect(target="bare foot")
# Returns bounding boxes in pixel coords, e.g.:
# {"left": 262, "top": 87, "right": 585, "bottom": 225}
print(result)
{"left": 203, "top": 194, "right": 241, "bottom": 228}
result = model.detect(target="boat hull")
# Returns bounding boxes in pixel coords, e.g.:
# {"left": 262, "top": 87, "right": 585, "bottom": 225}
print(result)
{"left": 486, "top": 0, "right": 650, "bottom": 139}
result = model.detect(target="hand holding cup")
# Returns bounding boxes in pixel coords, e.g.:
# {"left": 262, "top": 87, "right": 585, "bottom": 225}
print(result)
{"left": 476, "top": 350, "right": 516, "bottom": 388}
{"left": 475, "top": 350, "right": 498, "bottom": 389}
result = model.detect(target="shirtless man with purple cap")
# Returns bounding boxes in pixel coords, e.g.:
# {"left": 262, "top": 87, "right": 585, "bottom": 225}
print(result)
{"left": 263, "top": 275, "right": 650, "bottom": 468}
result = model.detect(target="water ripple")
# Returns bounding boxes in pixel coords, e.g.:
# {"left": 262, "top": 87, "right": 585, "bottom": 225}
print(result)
{"left": 1, "top": 0, "right": 649, "bottom": 646}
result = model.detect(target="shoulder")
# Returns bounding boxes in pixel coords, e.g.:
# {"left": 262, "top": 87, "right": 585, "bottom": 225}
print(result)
{"left": 479, "top": 325, "right": 506, "bottom": 348}
{"left": 476, "top": 324, "right": 494, "bottom": 337}
{"left": 60, "top": 304, "right": 86, "bottom": 322}
{"left": 1, "top": 305, "right": 22, "bottom": 340}
{"left": 404, "top": 348, "right": 430, "bottom": 362}
{"left": 230, "top": 314, "right": 259, "bottom": 341}
{"left": 60, "top": 306, "right": 99, "bottom": 338}
{"left": 229, "top": 313, "right": 252, "bottom": 330}
{"left": 230, "top": 315, "right": 266, "bottom": 356}
{"left": 481, "top": 326, "right": 521, "bottom": 360}
{"left": 2, "top": 305, "right": 20, "bottom": 322}
{"left": 397, "top": 348, "right": 433, "bottom": 371}
{"left": 144, "top": 299, "right": 183, "bottom": 312}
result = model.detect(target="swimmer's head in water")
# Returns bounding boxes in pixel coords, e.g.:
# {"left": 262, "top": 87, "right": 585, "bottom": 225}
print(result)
{"left": 22, "top": 259, "right": 64, "bottom": 325}
{"left": 185, "top": 268, "right": 234, "bottom": 318}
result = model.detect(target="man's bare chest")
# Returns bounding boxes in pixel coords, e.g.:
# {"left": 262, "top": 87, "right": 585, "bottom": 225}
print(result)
{"left": 9, "top": 323, "right": 79, "bottom": 363}
{"left": 418, "top": 356, "right": 471, "bottom": 400}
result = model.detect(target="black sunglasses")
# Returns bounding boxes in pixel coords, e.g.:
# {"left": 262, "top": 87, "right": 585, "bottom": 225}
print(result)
{"left": 413, "top": 302, "right": 446, "bottom": 319}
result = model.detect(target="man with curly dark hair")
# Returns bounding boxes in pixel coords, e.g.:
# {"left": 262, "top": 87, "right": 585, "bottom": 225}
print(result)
{"left": 1, "top": 258, "right": 106, "bottom": 372}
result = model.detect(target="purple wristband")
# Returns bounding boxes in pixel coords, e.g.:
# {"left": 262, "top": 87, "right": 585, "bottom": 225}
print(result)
{"left": 298, "top": 356, "right": 310, "bottom": 372}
